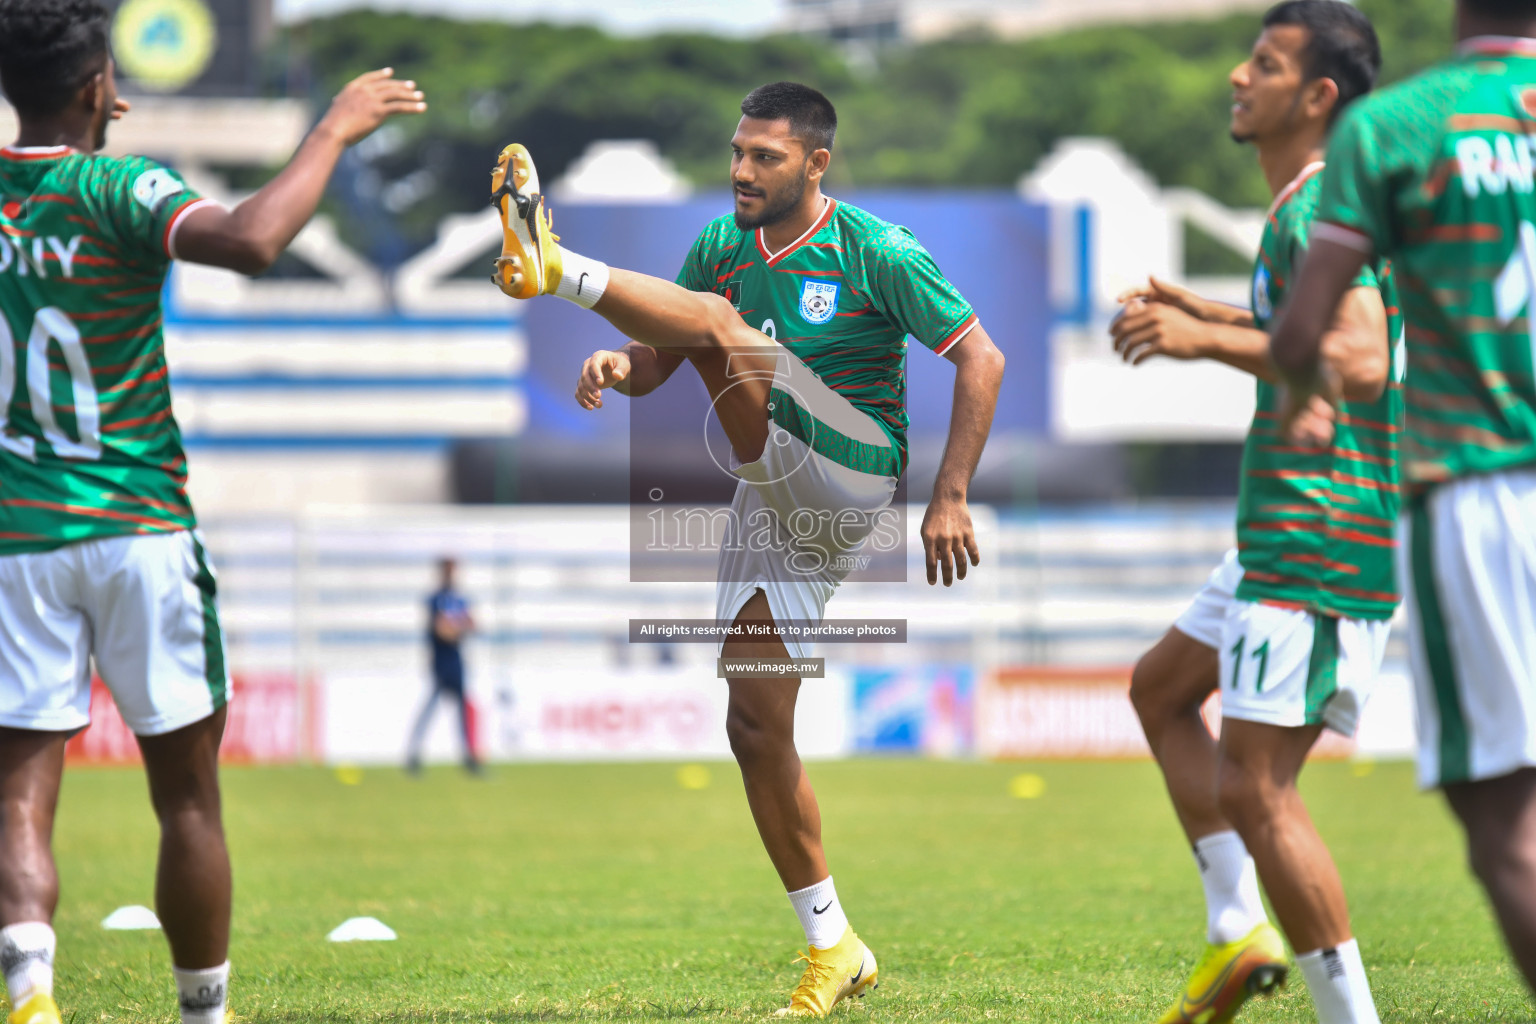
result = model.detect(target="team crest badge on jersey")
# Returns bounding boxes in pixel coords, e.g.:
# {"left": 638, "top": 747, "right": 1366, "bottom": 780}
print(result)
{"left": 799, "top": 280, "right": 839, "bottom": 325}
{"left": 1252, "top": 266, "right": 1273, "bottom": 321}
{"left": 131, "top": 169, "right": 186, "bottom": 213}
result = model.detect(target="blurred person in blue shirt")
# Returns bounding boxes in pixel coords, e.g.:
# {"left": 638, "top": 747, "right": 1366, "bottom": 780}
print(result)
{"left": 406, "top": 557, "right": 482, "bottom": 774}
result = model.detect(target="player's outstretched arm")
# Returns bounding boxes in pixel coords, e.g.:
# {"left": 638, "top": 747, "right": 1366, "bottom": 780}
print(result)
{"left": 1111, "top": 295, "right": 1276, "bottom": 381}
{"left": 922, "top": 324, "right": 1005, "bottom": 588}
{"left": 174, "top": 69, "right": 427, "bottom": 275}
{"left": 1118, "top": 276, "right": 1255, "bottom": 327}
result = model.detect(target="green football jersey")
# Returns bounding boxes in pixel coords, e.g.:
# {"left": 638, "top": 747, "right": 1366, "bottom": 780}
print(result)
{"left": 1315, "top": 37, "right": 1536, "bottom": 488}
{"left": 1237, "top": 165, "right": 1405, "bottom": 620}
{"left": 0, "top": 145, "right": 212, "bottom": 555}
{"left": 676, "top": 198, "right": 978, "bottom": 477}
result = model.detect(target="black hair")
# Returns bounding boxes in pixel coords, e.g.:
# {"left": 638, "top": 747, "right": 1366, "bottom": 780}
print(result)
{"left": 1464, "top": 0, "right": 1536, "bottom": 16}
{"left": 0, "top": 0, "right": 111, "bottom": 117}
{"left": 1263, "top": 0, "right": 1381, "bottom": 124}
{"left": 740, "top": 81, "right": 837, "bottom": 153}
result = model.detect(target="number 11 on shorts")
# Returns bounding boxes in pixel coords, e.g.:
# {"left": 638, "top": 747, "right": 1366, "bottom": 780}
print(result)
{"left": 1229, "top": 636, "right": 1271, "bottom": 693}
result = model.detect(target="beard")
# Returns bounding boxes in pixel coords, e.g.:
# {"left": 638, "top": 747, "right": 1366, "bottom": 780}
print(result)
{"left": 733, "top": 169, "right": 808, "bottom": 230}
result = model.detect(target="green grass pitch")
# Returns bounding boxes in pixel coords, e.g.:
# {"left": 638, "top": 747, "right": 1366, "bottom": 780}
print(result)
{"left": 41, "top": 759, "right": 1528, "bottom": 1021}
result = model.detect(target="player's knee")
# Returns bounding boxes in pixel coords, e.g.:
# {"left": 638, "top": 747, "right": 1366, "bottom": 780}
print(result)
{"left": 724, "top": 702, "right": 788, "bottom": 767}
{"left": 146, "top": 766, "right": 222, "bottom": 824}
{"left": 1128, "top": 655, "right": 1169, "bottom": 731}
{"left": 1466, "top": 821, "right": 1536, "bottom": 893}
{"left": 1214, "top": 758, "right": 1276, "bottom": 829}
{"left": 700, "top": 293, "right": 746, "bottom": 349}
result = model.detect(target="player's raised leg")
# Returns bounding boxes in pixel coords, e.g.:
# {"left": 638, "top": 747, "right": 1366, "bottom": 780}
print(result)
{"left": 138, "top": 710, "right": 231, "bottom": 1024}
{"left": 0, "top": 731, "right": 67, "bottom": 1024}
{"left": 493, "top": 144, "right": 777, "bottom": 462}
{"left": 723, "top": 590, "right": 876, "bottom": 1017}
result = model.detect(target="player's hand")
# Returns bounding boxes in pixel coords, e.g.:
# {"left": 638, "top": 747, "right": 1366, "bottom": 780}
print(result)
{"left": 1277, "top": 363, "right": 1343, "bottom": 446}
{"left": 111, "top": 97, "right": 130, "bottom": 121}
{"left": 317, "top": 69, "right": 427, "bottom": 148}
{"left": 921, "top": 495, "right": 980, "bottom": 587}
{"left": 1116, "top": 276, "right": 1205, "bottom": 319}
{"left": 1110, "top": 298, "right": 1210, "bottom": 364}
{"left": 575, "top": 350, "right": 631, "bottom": 409}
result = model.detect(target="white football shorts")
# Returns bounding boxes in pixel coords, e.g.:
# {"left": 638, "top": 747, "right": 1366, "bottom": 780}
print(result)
{"left": 1219, "top": 599, "right": 1390, "bottom": 737}
{"left": 716, "top": 345, "right": 899, "bottom": 662}
{"left": 0, "top": 530, "right": 228, "bottom": 736}
{"left": 1174, "top": 548, "right": 1244, "bottom": 649}
{"left": 1400, "top": 468, "right": 1536, "bottom": 789}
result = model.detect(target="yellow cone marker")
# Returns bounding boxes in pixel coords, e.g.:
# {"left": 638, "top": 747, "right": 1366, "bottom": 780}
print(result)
{"left": 335, "top": 764, "right": 363, "bottom": 786}
{"left": 677, "top": 764, "right": 712, "bottom": 790}
{"left": 1009, "top": 772, "right": 1046, "bottom": 799}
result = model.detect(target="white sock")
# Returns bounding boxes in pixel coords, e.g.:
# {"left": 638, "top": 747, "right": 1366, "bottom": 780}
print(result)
{"left": 1193, "top": 830, "right": 1267, "bottom": 944}
{"left": 0, "top": 922, "right": 55, "bottom": 1005}
{"left": 173, "top": 962, "right": 229, "bottom": 1024}
{"left": 554, "top": 247, "right": 608, "bottom": 309}
{"left": 1297, "top": 939, "right": 1379, "bottom": 1024}
{"left": 787, "top": 876, "right": 851, "bottom": 950}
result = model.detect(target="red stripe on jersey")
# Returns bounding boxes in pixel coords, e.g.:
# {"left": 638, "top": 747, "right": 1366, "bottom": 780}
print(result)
{"left": 85, "top": 321, "right": 162, "bottom": 346}
{"left": 72, "top": 303, "right": 157, "bottom": 322}
{"left": 1243, "top": 520, "right": 1395, "bottom": 546}
{"left": 0, "top": 146, "right": 73, "bottom": 161}
{"left": 934, "top": 314, "right": 979, "bottom": 356}
{"left": 163, "top": 197, "right": 217, "bottom": 257}
{"left": 29, "top": 193, "right": 75, "bottom": 205}
{"left": 1247, "top": 468, "right": 1399, "bottom": 492}
{"left": 1257, "top": 445, "right": 1394, "bottom": 467}
{"left": 104, "top": 406, "right": 173, "bottom": 431}
{"left": 715, "top": 261, "right": 755, "bottom": 283}
{"left": 103, "top": 493, "right": 192, "bottom": 515}
{"left": 105, "top": 284, "right": 164, "bottom": 299}
{"left": 100, "top": 366, "right": 170, "bottom": 396}
{"left": 1243, "top": 569, "right": 1398, "bottom": 604}
{"left": 0, "top": 499, "right": 181, "bottom": 528}
{"left": 68, "top": 276, "right": 132, "bottom": 287}
{"left": 1459, "top": 36, "right": 1536, "bottom": 58}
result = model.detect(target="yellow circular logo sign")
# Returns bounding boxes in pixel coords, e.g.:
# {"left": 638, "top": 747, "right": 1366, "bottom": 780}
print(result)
{"left": 112, "top": 0, "right": 217, "bottom": 93}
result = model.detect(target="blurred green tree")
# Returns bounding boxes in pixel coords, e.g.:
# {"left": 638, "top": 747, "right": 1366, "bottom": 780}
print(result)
{"left": 274, "top": 1, "right": 1454, "bottom": 258}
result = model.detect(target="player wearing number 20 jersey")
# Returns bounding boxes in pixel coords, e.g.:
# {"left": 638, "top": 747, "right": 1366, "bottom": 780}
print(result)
{"left": 0, "top": 148, "right": 212, "bottom": 554}
{"left": 0, "top": 2, "right": 427, "bottom": 1018}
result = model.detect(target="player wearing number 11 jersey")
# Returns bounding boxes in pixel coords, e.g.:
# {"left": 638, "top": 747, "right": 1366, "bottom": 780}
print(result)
{"left": 0, "top": 3, "right": 425, "bottom": 1022}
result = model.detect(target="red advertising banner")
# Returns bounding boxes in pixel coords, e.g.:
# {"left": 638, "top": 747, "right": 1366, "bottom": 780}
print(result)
{"left": 979, "top": 667, "right": 1354, "bottom": 760}
{"left": 65, "top": 673, "right": 307, "bottom": 765}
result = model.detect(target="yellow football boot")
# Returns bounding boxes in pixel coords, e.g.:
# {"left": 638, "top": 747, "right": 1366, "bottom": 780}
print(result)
{"left": 773, "top": 926, "right": 878, "bottom": 1017}
{"left": 1157, "top": 922, "right": 1288, "bottom": 1024}
{"left": 7, "top": 992, "right": 61, "bottom": 1024}
{"left": 489, "top": 143, "right": 563, "bottom": 299}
